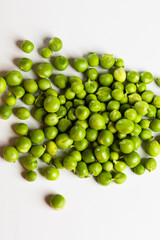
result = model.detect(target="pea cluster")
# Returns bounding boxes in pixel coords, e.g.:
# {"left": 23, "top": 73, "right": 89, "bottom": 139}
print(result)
{"left": 1, "top": 37, "right": 160, "bottom": 210}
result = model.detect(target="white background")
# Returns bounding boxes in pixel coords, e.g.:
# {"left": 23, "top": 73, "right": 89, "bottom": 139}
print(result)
{"left": 0, "top": 0, "right": 160, "bottom": 240}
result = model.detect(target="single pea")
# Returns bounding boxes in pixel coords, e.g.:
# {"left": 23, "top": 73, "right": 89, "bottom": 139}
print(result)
{"left": 44, "top": 113, "right": 59, "bottom": 126}
{"left": 116, "top": 119, "right": 134, "bottom": 134}
{"left": 97, "top": 171, "right": 112, "bottom": 186}
{"left": 15, "top": 136, "right": 31, "bottom": 153}
{"left": 15, "top": 123, "right": 28, "bottom": 136}
{"left": 124, "top": 108, "right": 137, "bottom": 121}
{"left": 35, "top": 94, "right": 45, "bottom": 107}
{"left": 88, "top": 162, "right": 102, "bottom": 176}
{"left": 44, "top": 95, "right": 60, "bottom": 113}
{"left": 134, "top": 114, "right": 142, "bottom": 123}
{"left": 54, "top": 56, "right": 69, "bottom": 71}
{"left": 125, "top": 83, "right": 136, "bottom": 94}
{"left": 58, "top": 95, "right": 66, "bottom": 105}
{"left": 5, "top": 70, "right": 23, "bottom": 86}
{"left": 108, "top": 121, "right": 116, "bottom": 133}
{"left": 96, "top": 86, "right": 112, "bottom": 102}
{"left": 12, "top": 86, "right": 25, "bottom": 99}
{"left": 0, "top": 77, "right": 7, "bottom": 93}
{"left": 147, "top": 104, "right": 156, "bottom": 118}
{"left": 70, "top": 150, "right": 82, "bottom": 162}
{"left": 73, "top": 99, "right": 85, "bottom": 108}
{"left": 133, "top": 164, "right": 145, "bottom": 175}
{"left": 109, "top": 110, "right": 122, "bottom": 122}
{"left": 22, "top": 93, "right": 35, "bottom": 105}
{"left": 89, "top": 113, "right": 105, "bottom": 130}
{"left": 126, "top": 71, "right": 140, "bottom": 83}
{"left": 57, "top": 118, "right": 72, "bottom": 132}
{"left": 56, "top": 133, "right": 73, "bottom": 149}
{"left": 115, "top": 58, "right": 124, "bottom": 68}
{"left": 53, "top": 74, "right": 68, "bottom": 89}
{"left": 145, "top": 140, "right": 160, "bottom": 157}
{"left": 100, "top": 53, "right": 115, "bottom": 69}
{"left": 41, "top": 153, "right": 52, "bottom": 164}
{"left": 119, "top": 94, "right": 128, "bottom": 104}
{"left": 53, "top": 157, "right": 64, "bottom": 169}
{"left": 107, "top": 100, "right": 120, "bottom": 111}
{"left": 101, "top": 112, "right": 110, "bottom": 124}
{"left": 65, "top": 88, "right": 75, "bottom": 100}
{"left": 134, "top": 101, "right": 149, "bottom": 116}
{"left": 30, "top": 145, "right": 45, "bottom": 158}
{"left": 63, "top": 156, "right": 77, "bottom": 171}
{"left": 71, "top": 81, "right": 84, "bottom": 94}
{"left": 124, "top": 151, "right": 141, "bottom": 168}
{"left": 119, "top": 139, "right": 134, "bottom": 154}
{"left": 144, "top": 158, "right": 157, "bottom": 171}
{"left": 21, "top": 40, "right": 34, "bottom": 53}
{"left": 86, "top": 68, "right": 98, "bottom": 80}
{"left": 23, "top": 79, "right": 38, "bottom": 93}
{"left": 112, "top": 81, "right": 124, "bottom": 90}
{"left": 76, "top": 89, "right": 87, "bottom": 99}
{"left": 136, "top": 82, "right": 146, "bottom": 93}
{"left": 5, "top": 94, "right": 16, "bottom": 107}
{"left": 56, "top": 106, "right": 67, "bottom": 118}
{"left": 111, "top": 140, "right": 120, "bottom": 152}
{"left": 150, "top": 118, "right": 160, "bottom": 132}
{"left": 38, "top": 79, "right": 51, "bottom": 91}
{"left": 128, "top": 93, "right": 142, "bottom": 105}
{"left": 157, "top": 109, "right": 160, "bottom": 119}
{"left": 130, "top": 136, "right": 141, "bottom": 150}
{"left": 97, "top": 130, "right": 114, "bottom": 147}
{"left": 69, "top": 76, "right": 82, "bottom": 84}
{"left": 75, "top": 106, "right": 90, "bottom": 120}
{"left": 3, "top": 146, "right": 19, "bottom": 162}
{"left": 113, "top": 172, "right": 127, "bottom": 184}
{"left": 140, "top": 72, "right": 153, "bottom": 84}
{"left": 85, "top": 94, "right": 97, "bottom": 104}
{"left": 76, "top": 161, "right": 89, "bottom": 178}
{"left": 18, "top": 58, "right": 33, "bottom": 72}
{"left": 94, "top": 145, "right": 110, "bottom": 163}
{"left": 25, "top": 171, "right": 37, "bottom": 182}
{"left": 112, "top": 89, "right": 124, "bottom": 101}
{"left": 74, "top": 138, "right": 88, "bottom": 151}
{"left": 75, "top": 119, "right": 88, "bottom": 129}
{"left": 141, "top": 90, "right": 154, "bottom": 103}
{"left": 82, "top": 149, "right": 96, "bottom": 163}
{"left": 139, "top": 129, "right": 152, "bottom": 141}
{"left": 130, "top": 123, "right": 142, "bottom": 137}
{"left": 36, "top": 62, "right": 53, "bottom": 78}
{"left": 116, "top": 132, "right": 127, "bottom": 140}
{"left": 43, "top": 167, "right": 59, "bottom": 180}
{"left": 41, "top": 48, "right": 52, "bottom": 58}
{"left": 102, "top": 161, "right": 114, "bottom": 172}
{"left": 45, "top": 89, "right": 58, "bottom": 98}
{"left": 48, "top": 37, "right": 62, "bottom": 51}
{"left": 139, "top": 119, "right": 150, "bottom": 129}
{"left": 114, "top": 161, "right": 126, "bottom": 172}
{"left": 86, "top": 128, "right": 98, "bottom": 142}
{"left": 29, "top": 129, "right": 45, "bottom": 144}
{"left": 113, "top": 68, "right": 126, "bottom": 82}
{"left": 22, "top": 156, "right": 38, "bottom": 170}
{"left": 14, "top": 107, "right": 30, "bottom": 120}
{"left": 110, "top": 152, "right": 119, "bottom": 161}
{"left": 84, "top": 80, "right": 98, "bottom": 93}
{"left": 50, "top": 194, "right": 66, "bottom": 210}
{"left": 73, "top": 58, "right": 88, "bottom": 72}
{"left": 33, "top": 108, "right": 47, "bottom": 123}
{"left": 89, "top": 100, "right": 101, "bottom": 112}
{"left": 100, "top": 103, "right": 106, "bottom": 112}
{"left": 70, "top": 125, "right": 86, "bottom": 141}
{"left": 88, "top": 53, "right": 99, "bottom": 67}
{"left": 46, "top": 141, "right": 58, "bottom": 156}
{"left": 68, "top": 108, "right": 77, "bottom": 121}
{"left": 152, "top": 96, "right": 160, "bottom": 108}
{"left": 65, "top": 101, "right": 73, "bottom": 110}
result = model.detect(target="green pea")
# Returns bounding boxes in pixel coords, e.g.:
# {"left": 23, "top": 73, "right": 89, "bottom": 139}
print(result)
{"left": 96, "top": 86, "right": 112, "bottom": 102}
{"left": 70, "top": 125, "right": 86, "bottom": 141}
{"left": 119, "top": 139, "right": 134, "bottom": 154}
{"left": 100, "top": 53, "right": 115, "bottom": 69}
{"left": 21, "top": 40, "right": 34, "bottom": 53}
{"left": 152, "top": 96, "right": 160, "bottom": 108}
{"left": 22, "top": 93, "right": 35, "bottom": 105}
{"left": 85, "top": 94, "right": 97, "bottom": 103}
{"left": 44, "top": 95, "right": 60, "bottom": 113}
{"left": 76, "top": 161, "right": 89, "bottom": 178}
{"left": 56, "top": 133, "right": 73, "bottom": 149}
{"left": 38, "top": 78, "right": 51, "bottom": 91}
{"left": 44, "top": 113, "right": 59, "bottom": 126}
{"left": 15, "top": 136, "right": 31, "bottom": 153}
{"left": 58, "top": 95, "right": 66, "bottom": 105}
{"left": 18, "top": 58, "right": 33, "bottom": 72}
{"left": 44, "top": 126, "right": 58, "bottom": 140}
{"left": 35, "top": 94, "right": 45, "bottom": 108}
{"left": 36, "top": 62, "right": 53, "bottom": 78}
{"left": 119, "top": 94, "right": 128, "bottom": 104}
{"left": 134, "top": 114, "right": 142, "bottom": 123}
{"left": 140, "top": 129, "right": 152, "bottom": 141}
{"left": 110, "top": 152, "right": 119, "bottom": 161}
{"left": 130, "top": 123, "right": 142, "bottom": 136}
{"left": 70, "top": 150, "right": 82, "bottom": 162}
{"left": 74, "top": 139, "right": 88, "bottom": 151}
{"left": 65, "top": 101, "right": 73, "bottom": 110}
{"left": 124, "top": 108, "right": 137, "bottom": 121}
{"left": 50, "top": 194, "right": 66, "bottom": 210}
{"left": 140, "top": 72, "right": 153, "bottom": 84}
{"left": 65, "top": 88, "right": 75, "bottom": 100}
{"left": 0, "top": 77, "right": 7, "bottom": 93}
{"left": 109, "top": 110, "right": 122, "bottom": 122}
{"left": 145, "top": 140, "right": 160, "bottom": 157}
{"left": 134, "top": 101, "right": 149, "bottom": 115}
{"left": 86, "top": 68, "right": 98, "bottom": 80}
{"left": 30, "top": 145, "right": 45, "bottom": 158}
{"left": 114, "top": 161, "right": 126, "bottom": 172}
{"left": 53, "top": 74, "right": 68, "bottom": 89}
{"left": 68, "top": 108, "right": 77, "bottom": 121}
{"left": 107, "top": 100, "right": 120, "bottom": 111}
{"left": 150, "top": 119, "right": 160, "bottom": 132}
{"left": 100, "top": 103, "right": 106, "bottom": 112}
{"left": 94, "top": 145, "right": 110, "bottom": 163}
{"left": 25, "top": 171, "right": 37, "bottom": 182}
{"left": 23, "top": 79, "right": 38, "bottom": 93}
{"left": 12, "top": 86, "right": 25, "bottom": 99}
{"left": 46, "top": 141, "right": 58, "bottom": 156}
{"left": 111, "top": 89, "right": 124, "bottom": 101}
{"left": 136, "top": 82, "right": 146, "bottom": 93}
{"left": 115, "top": 58, "right": 124, "bottom": 68}
{"left": 89, "top": 100, "right": 101, "bottom": 112}
{"left": 116, "top": 119, "right": 134, "bottom": 134}
{"left": 139, "top": 119, "right": 150, "bottom": 129}
{"left": 126, "top": 71, "right": 140, "bottom": 83}
{"left": 48, "top": 37, "right": 62, "bottom": 51}
{"left": 97, "top": 171, "right": 112, "bottom": 186}
{"left": 141, "top": 90, "right": 154, "bottom": 103}
{"left": 144, "top": 158, "right": 157, "bottom": 171}
{"left": 73, "top": 58, "right": 88, "bottom": 72}
{"left": 88, "top": 162, "right": 102, "bottom": 176}
{"left": 22, "top": 156, "right": 38, "bottom": 170}
{"left": 113, "top": 68, "right": 126, "bottom": 82}
{"left": 41, "top": 48, "right": 52, "bottom": 58}
{"left": 63, "top": 156, "right": 77, "bottom": 171}
{"left": 111, "top": 140, "right": 120, "bottom": 152}
{"left": 76, "top": 89, "right": 87, "bottom": 99}
{"left": 133, "top": 164, "right": 145, "bottom": 175}
{"left": 53, "top": 157, "right": 64, "bottom": 169}
{"left": 5, "top": 70, "right": 23, "bottom": 86}
{"left": 97, "top": 130, "right": 114, "bottom": 147}
{"left": 124, "top": 151, "right": 141, "bottom": 168}
{"left": 43, "top": 167, "right": 59, "bottom": 180}
{"left": 57, "top": 118, "right": 72, "bottom": 132}
{"left": 101, "top": 112, "right": 110, "bottom": 124}
{"left": 69, "top": 76, "right": 82, "bottom": 84}
{"left": 120, "top": 104, "right": 131, "bottom": 114}
{"left": 54, "top": 56, "right": 69, "bottom": 71}
{"left": 146, "top": 104, "right": 156, "bottom": 118}
{"left": 112, "top": 81, "right": 124, "bottom": 90}
{"left": 75, "top": 106, "right": 90, "bottom": 120}
{"left": 128, "top": 93, "right": 142, "bottom": 105}
{"left": 14, "top": 107, "right": 30, "bottom": 120}
{"left": 156, "top": 77, "right": 160, "bottom": 86}
{"left": 71, "top": 81, "right": 84, "bottom": 94}
{"left": 75, "top": 120, "right": 88, "bottom": 129}
{"left": 130, "top": 136, "right": 141, "bottom": 150}
{"left": 29, "top": 129, "right": 45, "bottom": 144}
{"left": 88, "top": 53, "right": 99, "bottom": 67}
{"left": 125, "top": 83, "right": 136, "bottom": 94}
{"left": 84, "top": 80, "right": 98, "bottom": 93}
{"left": 102, "top": 161, "right": 114, "bottom": 172}
{"left": 113, "top": 172, "right": 127, "bottom": 184}
{"left": 46, "top": 89, "right": 59, "bottom": 98}
{"left": 41, "top": 153, "right": 52, "bottom": 164}
{"left": 86, "top": 128, "right": 98, "bottom": 142}
{"left": 33, "top": 108, "right": 47, "bottom": 123}
{"left": 89, "top": 113, "right": 105, "bottom": 130}
{"left": 3, "top": 146, "right": 19, "bottom": 162}
{"left": 157, "top": 109, "right": 160, "bottom": 119}
{"left": 82, "top": 149, "right": 96, "bottom": 163}
{"left": 0, "top": 105, "right": 12, "bottom": 119}
{"left": 15, "top": 123, "right": 28, "bottom": 136}
{"left": 108, "top": 121, "right": 116, "bottom": 133}
{"left": 117, "top": 132, "right": 127, "bottom": 140}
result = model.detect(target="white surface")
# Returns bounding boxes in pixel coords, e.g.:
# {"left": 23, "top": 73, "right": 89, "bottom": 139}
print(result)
{"left": 0, "top": 1, "right": 160, "bottom": 240}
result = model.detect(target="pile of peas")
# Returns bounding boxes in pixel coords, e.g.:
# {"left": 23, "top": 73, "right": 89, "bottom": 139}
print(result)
{"left": 1, "top": 37, "right": 160, "bottom": 210}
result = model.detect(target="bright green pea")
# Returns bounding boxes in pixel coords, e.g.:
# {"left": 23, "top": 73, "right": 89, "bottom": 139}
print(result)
{"left": 144, "top": 158, "right": 157, "bottom": 171}
{"left": 125, "top": 83, "right": 136, "bottom": 94}
{"left": 73, "top": 58, "right": 88, "bottom": 72}
{"left": 109, "top": 110, "right": 122, "bottom": 122}
{"left": 25, "top": 171, "right": 37, "bottom": 182}
{"left": 44, "top": 126, "right": 58, "bottom": 140}
{"left": 3, "top": 146, "right": 19, "bottom": 162}
{"left": 130, "top": 136, "right": 141, "bottom": 150}
{"left": 58, "top": 95, "right": 66, "bottom": 105}
{"left": 84, "top": 80, "right": 98, "bottom": 93}
{"left": 76, "top": 161, "right": 89, "bottom": 178}
{"left": 88, "top": 162, "right": 102, "bottom": 176}
{"left": 145, "top": 140, "right": 160, "bottom": 157}
{"left": 89, "top": 113, "right": 105, "bottom": 130}
{"left": 30, "top": 145, "right": 45, "bottom": 158}
{"left": 56, "top": 133, "right": 73, "bottom": 149}
{"left": 126, "top": 71, "right": 140, "bottom": 83}
{"left": 53, "top": 74, "right": 68, "bottom": 89}
{"left": 57, "top": 118, "right": 72, "bottom": 132}
{"left": 112, "top": 81, "right": 124, "bottom": 90}
{"left": 96, "top": 86, "right": 112, "bottom": 102}
{"left": 110, "top": 152, "right": 119, "bottom": 161}
{"left": 97, "top": 171, "right": 112, "bottom": 186}
{"left": 44, "top": 95, "right": 60, "bottom": 113}
{"left": 89, "top": 100, "right": 101, "bottom": 112}
{"left": 82, "top": 149, "right": 96, "bottom": 164}
{"left": 5, "top": 94, "right": 16, "bottom": 107}
{"left": 94, "top": 145, "right": 110, "bottom": 163}
{"left": 113, "top": 68, "right": 126, "bottom": 82}
{"left": 114, "top": 161, "right": 126, "bottom": 172}
{"left": 68, "top": 108, "right": 77, "bottom": 121}
{"left": 45, "top": 89, "right": 58, "bottom": 97}
{"left": 113, "top": 172, "right": 127, "bottom": 184}
{"left": 22, "top": 93, "right": 35, "bottom": 105}
{"left": 76, "top": 89, "right": 87, "bottom": 99}
{"left": 115, "top": 58, "right": 124, "bottom": 67}
{"left": 71, "top": 81, "right": 84, "bottom": 94}
{"left": 35, "top": 94, "right": 45, "bottom": 108}
{"left": 147, "top": 104, "right": 156, "bottom": 118}
{"left": 111, "top": 140, "right": 120, "bottom": 152}
{"left": 152, "top": 96, "right": 160, "bottom": 108}
{"left": 117, "top": 133, "right": 127, "bottom": 140}
{"left": 50, "top": 194, "right": 66, "bottom": 210}
{"left": 100, "top": 53, "right": 115, "bottom": 69}
{"left": 112, "top": 89, "right": 124, "bottom": 101}
{"left": 107, "top": 100, "right": 120, "bottom": 111}
{"left": 70, "top": 150, "right": 82, "bottom": 162}
{"left": 86, "top": 128, "right": 98, "bottom": 142}
{"left": 36, "top": 62, "right": 53, "bottom": 78}
{"left": 41, "top": 153, "right": 52, "bottom": 164}
{"left": 5, "top": 70, "right": 23, "bottom": 86}
{"left": 150, "top": 119, "right": 160, "bottom": 132}
{"left": 136, "top": 82, "right": 146, "bottom": 93}
{"left": 21, "top": 40, "right": 34, "bottom": 53}
{"left": 75, "top": 120, "right": 88, "bottom": 129}
{"left": 124, "top": 108, "right": 137, "bottom": 121}
{"left": 108, "top": 121, "right": 116, "bottom": 133}
{"left": 12, "top": 86, "right": 25, "bottom": 99}
{"left": 99, "top": 73, "right": 113, "bottom": 86}
{"left": 48, "top": 37, "right": 62, "bottom": 51}
{"left": 43, "top": 167, "right": 59, "bottom": 180}
{"left": 0, "top": 77, "right": 7, "bottom": 93}
{"left": 141, "top": 90, "right": 154, "bottom": 103}
{"left": 124, "top": 151, "right": 141, "bottom": 168}
{"left": 139, "top": 119, "right": 150, "bottom": 129}
{"left": 116, "top": 119, "right": 134, "bottom": 134}
{"left": 54, "top": 56, "right": 69, "bottom": 71}
{"left": 0, "top": 105, "right": 12, "bottom": 119}
{"left": 15, "top": 136, "right": 31, "bottom": 153}
{"left": 140, "top": 129, "right": 152, "bottom": 141}
{"left": 22, "top": 156, "right": 38, "bottom": 170}
{"left": 130, "top": 123, "right": 142, "bottom": 136}
{"left": 18, "top": 58, "right": 33, "bottom": 72}
{"left": 69, "top": 76, "right": 82, "bottom": 84}
{"left": 133, "top": 164, "right": 145, "bottom": 175}
{"left": 128, "top": 93, "right": 142, "bottom": 105}
{"left": 75, "top": 106, "right": 90, "bottom": 120}
{"left": 97, "top": 130, "right": 114, "bottom": 147}
{"left": 53, "top": 157, "right": 64, "bottom": 169}
{"left": 33, "top": 108, "right": 47, "bottom": 123}
{"left": 73, "top": 99, "right": 85, "bottom": 108}
{"left": 46, "top": 141, "right": 58, "bottom": 156}
{"left": 88, "top": 53, "right": 99, "bottom": 67}
{"left": 41, "top": 48, "right": 52, "bottom": 58}
{"left": 86, "top": 68, "right": 98, "bottom": 80}
{"left": 23, "top": 79, "right": 38, "bottom": 93}
{"left": 29, "top": 129, "right": 45, "bottom": 144}
{"left": 65, "top": 88, "right": 75, "bottom": 100}
{"left": 15, "top": 123, "right": 28, "bottom": 135}
{"left": 74, "top": 139, "right": 88, "bottom": 151}
{"left": 134, "top": 101, "right": 149, "bottom": 115}
{"left": 70, "top": 125, "right": 86, "bottom": 141}
{"left": 102, "top": 161, "right": 114, "bottom": 172}
{"left": 140, "top": 72, "right": 153, "bottom": 84}
{"left": 101, "top": 112, "right": 110, "bottom": 124}
{"left": 63, "top": 156, "right": 77, "bottom": 171}
{"left": 119, "top": 139, "right": 134, "bottom": 154}
{"left": 44, "top": 113, "right": 59, "bottom": 126}
{"left": 38, "top": 79, "right": 51, "bottom": 91}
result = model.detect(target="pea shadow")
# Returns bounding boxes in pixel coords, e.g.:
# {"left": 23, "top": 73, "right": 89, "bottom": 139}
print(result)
{"left": 15, "top": 40, "right": 23, "bottom": 49}
{"left": 68, "top": 57, "right": 75, "bottom": 70}
{"left": 0, "top": 70, "right": 9, "bottom": 77}
{"left": 44, "top": 194, "right": 55, "bottom": 207}
{"left": 12, "top": 58, "right": 20, "bottom": 67}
